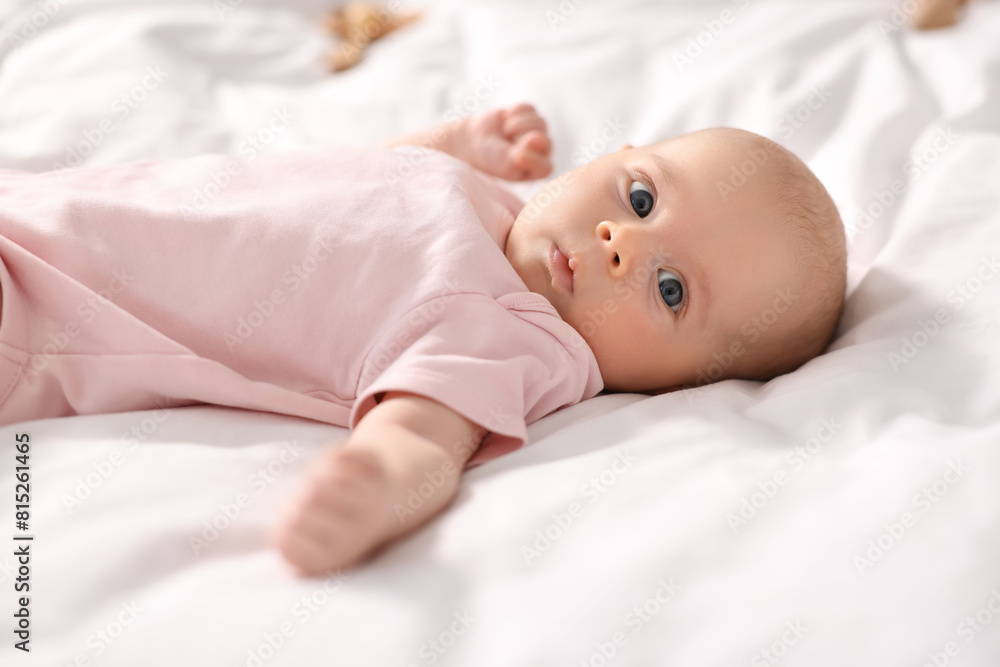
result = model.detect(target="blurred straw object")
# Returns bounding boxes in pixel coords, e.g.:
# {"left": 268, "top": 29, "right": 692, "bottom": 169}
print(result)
{"left": 323, "top": 2, "right": 422, "bottom": 72}
{"left": 909, "top": 0, "right": 969, "bottom": 29}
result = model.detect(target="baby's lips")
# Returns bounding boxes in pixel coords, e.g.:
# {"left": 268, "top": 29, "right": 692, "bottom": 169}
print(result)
{"left": 551, "top": 243, "right": 576, "bottom": 295}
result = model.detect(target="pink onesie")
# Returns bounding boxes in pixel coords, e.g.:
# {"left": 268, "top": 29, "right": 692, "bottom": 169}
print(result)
{"left": 0, "top": 144, "right": 603, "bottom": 467}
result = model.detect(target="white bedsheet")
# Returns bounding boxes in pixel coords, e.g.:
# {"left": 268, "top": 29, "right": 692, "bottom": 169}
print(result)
{"left": 1, "top": 0, "right": 999, "bottom": 665}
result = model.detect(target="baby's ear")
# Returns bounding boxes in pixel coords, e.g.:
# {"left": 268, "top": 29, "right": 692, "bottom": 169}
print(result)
{"left": 619, "top": 143, "right": 634, "bottom": 151}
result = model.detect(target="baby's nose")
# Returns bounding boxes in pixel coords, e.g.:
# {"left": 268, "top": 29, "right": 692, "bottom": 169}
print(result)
{"left": 596, "top": 220, "right": 635, "bottom": 279}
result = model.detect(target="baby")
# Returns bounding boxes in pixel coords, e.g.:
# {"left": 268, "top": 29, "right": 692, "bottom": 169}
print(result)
{"left": 277, "top": 105, "right": 846, "bottom": 574}
{"left": 0, "top": 103, "right": 846, "bottom": 576}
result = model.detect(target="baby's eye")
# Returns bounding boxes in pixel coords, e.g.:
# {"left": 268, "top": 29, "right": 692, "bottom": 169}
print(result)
{"left": 658, "top": 269, "right": 684, "bottom": 312}
{"left": 630, "top": 181, "right": 654, "bottom": 218}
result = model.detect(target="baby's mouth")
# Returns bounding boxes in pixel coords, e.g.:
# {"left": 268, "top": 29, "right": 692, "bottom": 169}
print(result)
{"left": 548, "top": 242, "right": 575, "bottom": 295}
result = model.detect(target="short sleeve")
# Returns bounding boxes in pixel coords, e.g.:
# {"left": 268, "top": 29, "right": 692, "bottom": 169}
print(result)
{"left": 349, "top": 292, "right": 602, "bottom": 469}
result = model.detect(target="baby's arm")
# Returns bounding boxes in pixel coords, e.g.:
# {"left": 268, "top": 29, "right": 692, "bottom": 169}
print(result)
{"left": 381, "top": 103, "right": 553, "bottom": 181}
{"left": 272, "top": 391, "right": 486, "bottom": 575}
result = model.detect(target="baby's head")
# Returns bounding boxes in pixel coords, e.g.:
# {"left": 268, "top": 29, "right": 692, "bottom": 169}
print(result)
{"left": 504, "top": 127, "right": 847, "bottom": 392}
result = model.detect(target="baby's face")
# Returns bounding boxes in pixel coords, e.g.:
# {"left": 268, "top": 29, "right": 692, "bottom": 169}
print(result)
{"left": 504, "top": 129, "right": 802, "bottom": 392}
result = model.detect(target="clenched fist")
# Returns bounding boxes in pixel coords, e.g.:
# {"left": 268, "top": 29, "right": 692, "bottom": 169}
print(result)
{"left": 453, "top": 103, "right": 553, "bottom": 181}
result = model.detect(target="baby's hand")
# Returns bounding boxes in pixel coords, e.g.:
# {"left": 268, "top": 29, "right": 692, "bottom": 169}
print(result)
{"left": 458, "top": 103, "right": 553, "bottom": 181}
{"left": 272, "top": 446, "right": 395, "bottom": 574}
{"left": 271, "top": 392, "right": 475, "bottom": 576}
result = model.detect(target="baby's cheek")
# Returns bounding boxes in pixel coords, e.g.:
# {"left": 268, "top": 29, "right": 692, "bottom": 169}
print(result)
{"left": 575, "top": 308, "right": 646, "bottom": 387}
